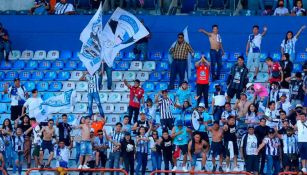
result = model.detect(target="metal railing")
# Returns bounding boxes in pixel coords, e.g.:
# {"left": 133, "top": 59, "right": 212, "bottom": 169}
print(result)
{"left": 25, "top": 168, "right": 128, "bottom": 175}
{"left": 150, "top": 170, "right": 253, "bottom": 175}
{"left": 278, "top": 172, "right": 307, "bottom": 175}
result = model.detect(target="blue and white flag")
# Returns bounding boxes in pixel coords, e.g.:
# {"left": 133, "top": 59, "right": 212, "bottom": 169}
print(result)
{"left": 100, "top": 7, "right": 149, "bottom": 67}
{"left": 79, "top": 3, "right": 103, "bottom": 75}
{"left": 36, "top": 90, "right": 76, "bottom": 122}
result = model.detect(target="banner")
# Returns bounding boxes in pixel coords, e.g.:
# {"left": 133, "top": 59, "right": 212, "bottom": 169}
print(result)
{"left": 100, "top": 7, "right": 149, "bottom": 67}
{"left": 36, "top": 90, "right": 76, "bottom": 123}
{"left": 79, "top": 3, "right": 103, "bottom": 75}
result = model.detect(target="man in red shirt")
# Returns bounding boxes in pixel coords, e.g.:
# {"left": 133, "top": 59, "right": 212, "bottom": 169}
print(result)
{"left": 124, "top": 79, "right": 144, "bottom": 124}
{"left": 195, "top": 55, "right": 210, "bottom": 108}
{"left": 266, "top": 57, "right": 283, "bottom": 84}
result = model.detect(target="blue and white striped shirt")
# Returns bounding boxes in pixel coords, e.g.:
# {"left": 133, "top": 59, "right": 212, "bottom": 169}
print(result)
{"left": 86, "top": 72, "right": 100, "bottom": 93}
{"left": 136, "top": 133, "right": 149, "bottom": 153}
{"left": 282, "top": 134, "right": 298, "bottom": 154}
{"left": 264, "top": 137, "right": 280, "bottom": 156}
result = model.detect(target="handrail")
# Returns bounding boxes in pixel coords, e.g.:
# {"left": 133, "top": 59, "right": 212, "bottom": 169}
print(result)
{"left": 0, "top": 168, "right": 7, "bottom": 175}
{"left": 150, "top": 170, "right": 254, "bottom": 175}
{"left": 25, "top": 168, "right": 128, "bottom": 175}
{"left": 278, "top": 172, "right": 307, "bottom": 175}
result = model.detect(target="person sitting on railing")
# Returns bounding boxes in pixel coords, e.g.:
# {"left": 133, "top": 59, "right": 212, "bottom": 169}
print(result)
{"left": 188, "top": 132, "right": 209, "bottom": 172}
{"left": 55, "top": 140, "right": 73, "bottom": 169}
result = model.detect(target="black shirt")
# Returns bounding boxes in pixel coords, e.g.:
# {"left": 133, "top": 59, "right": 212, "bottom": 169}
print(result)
{"left": 57, "top": 122, "right": 72, "bottom": 142}
{"left": 121, "top": 139, "right": 135, "bottom": 157}
{"left": 18, "top": 123, "right": 32, "bottom": 137}
{"left": 290, "top": 79, "right": 304, "bottom": 100}
{"left": 160, "top": 137, "right": 173, "bottom": 156}
{"left": 224, "top": 124, "right": 237, "bottom": 142}
{"left": 255, "top": 125, "right": 270, "bottom": 143}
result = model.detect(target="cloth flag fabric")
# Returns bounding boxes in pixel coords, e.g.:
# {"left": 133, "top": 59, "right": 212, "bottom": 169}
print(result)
{"left": 99, "top": 7, "right": 149, "bottom": 67}
{"left": 79, "top": 3, "right": 103, "bottom": 75}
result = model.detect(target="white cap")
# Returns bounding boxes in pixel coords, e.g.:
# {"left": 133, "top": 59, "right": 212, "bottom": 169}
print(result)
{"left": 198, "top": 103, "right": 205, "bottom": 108}
{"left": 246, "top": 83, "right": 253, "bottom": 89}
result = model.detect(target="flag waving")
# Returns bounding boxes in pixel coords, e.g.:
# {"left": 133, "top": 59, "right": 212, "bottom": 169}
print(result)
{"left": 79, "top": 3, "right": 103, "bottom": 75}
{"left": 100, "top": 7, "right": 149, "bottom": 67}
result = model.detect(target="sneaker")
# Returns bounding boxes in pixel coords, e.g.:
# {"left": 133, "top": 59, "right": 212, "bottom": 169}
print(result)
{"left": 212, "top": 165, "right": 217, "bottom": 172}
{"left": 253, "top": 76, "right": 257, "bottom": 81}
{"left": 226, "top": 167, "right": 230, "bottom": 172}
{"left": 302, "top": 168, "right": 307, "bottom": 173}
{"left": 78, "top": 165, "right": 83, "bottom": 169}
{"left": 83, "top": 165, "right": 90, "bottom": 169}
{"left": 171, "top": 166, "right": 177, "bottom": 171}
{"left": 233, "top": 166, "right": 240, "bottom": 172}
{"left": 219, "top": 166, "right": 224, "bottom": 172}
{"left": 201, "top": 166, "right": 207, "bottom": 172}
{"left": 182, "top": 166, "right": 188, "bottom": 172}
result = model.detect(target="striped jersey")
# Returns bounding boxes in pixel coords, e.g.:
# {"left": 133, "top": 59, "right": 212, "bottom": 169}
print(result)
{"left": 158, "top": 97, "right": 174, "bottom": 119}
{"left": 136, "top": 133, "right": 149, "bottom": 153}
{"left": 264, "top": 137, "right": 280, "bottom": 156}
{"left": 86, "top": 72, "right": 100, "bottom": 93}
{"left": 13, "top": 135, "right": 24, "bottom": 152}
{"left": 282, "top": 134, "right": 298, "bottom": 154}
{"left": 109, "top": 131, "right": 124, "bottom": 152}
{"left": 54, "top": 2, "right": 74, "bottom": 15}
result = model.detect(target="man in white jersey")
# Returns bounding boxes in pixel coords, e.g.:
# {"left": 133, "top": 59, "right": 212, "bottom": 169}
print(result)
{"left": 22, "top": 89, "right": 43, "bottom": 121}
{"left": 246, "top": 25, "right": 267, "bottom": 81}
{"left": 295, "top": 113, "right": 307, "bottom": 172}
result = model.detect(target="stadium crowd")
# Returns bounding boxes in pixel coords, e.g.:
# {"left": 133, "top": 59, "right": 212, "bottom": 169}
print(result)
{"left": 0, "top": 14, "right": 307, "bottom": 175}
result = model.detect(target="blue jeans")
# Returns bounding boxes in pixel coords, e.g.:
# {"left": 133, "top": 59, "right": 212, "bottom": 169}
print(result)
{"left": 169, "top": 59, "right": 187, "bottom": 90}
{"left": 151, "top": 151, "right": 162, "bottom": 172}
{"left": 213, "top": 106, "right": 224, "bottom": 122}
{"left": 5, "top": 143, "right": 13, "bottom": 167}
{"left": 136, "top": 152, "right": 148, "bottom": 175}
{"left": 103, "top": 62, "right": 112, "bottom": 90}
{"left": 88, "top": 92, "right": 104, "bottom": 117}
{"left": 0, "top": 41, "right": 11, "bottom": 61}
{"left": 109, "top": 152, "right": 121, "bottom": 175}
{"left": 210, "top": 49, "right": 222, "bottom": 79}
{"left": 12, "top": 152, "right": 23, "bottom": 175}
{"left": 75, "top": 142, "right": 80, "bottom": 164}
{"left": 266, "top": 155, "right": 280, "bottom": 175}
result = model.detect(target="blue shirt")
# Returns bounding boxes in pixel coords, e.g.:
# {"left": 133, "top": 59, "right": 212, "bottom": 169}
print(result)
{"left": 173, "top": 126, "right": 188, "bottom": 146}
{"left": 198, "top": 112, "right": 211, "bottom": 132}
{"left": 176, "top": 88, "right": 191, "bottom": 105}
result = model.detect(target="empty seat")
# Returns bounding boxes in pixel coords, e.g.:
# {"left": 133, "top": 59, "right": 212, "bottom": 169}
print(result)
{"left": 38, "top": 60, "right": 51, "bottom": 70}
{"left": 51, "top": 60, "right": 64, "bottom": 70}
{"left": 49, "top": 82, "right": 63, "bottom": 91}
{"left": 106, "top": 115, "right": 120, "bottom": 125}
{"left": 46, "top": 50, "right": 60, "bottom": 60}
{"left": 5, "top": 71, "right": 18, "bottom": 81}
{"left": 81, "top": 92, "right": 88, "bottom": 102}
{"left": 0, "top": 61, "right": 12, "bottom": 70}
{"left": 150, "top": 51, "right": 163, "bottom": 61}
{"left": 77, "top": 61, "right": 87, "bottom": 71}
{"left": 0, "top": 71, "right": 5, "bottom": 80}
{"left": 30, "top": 71, "right": 44, "bottom": 80}
{"left": 155, "top": 82, "right": 168, "bottom": 91}
{"left": 114, "top": 82, "right": 128, "bottom": 92}
{"left": 24, "top": 60, "right": 38, "bottom": 70}
{"left": 62, "top": 81, "right": 76, "bottom": 91}
{"left": 149, "top": 72, "right": 162, "bottom": 82}
{"left": 114, "top": 104, "right": 128, "bottom": 113}
{"left": 270, "top": 52, "right": 281, "bottom": 61}
{"left": 64, "top": 60, "right": 78, "bottom": 70}
{"left": 115, "top": 51, "right": 124, "bottom": 60}
{"left": 112, "top": 71, "right": 123, "bottom": 81}
{"left": 60, "top": 50, "right": 72, "bottom": 60}
{"left": 74, "top": 93, "right": 82, "bottom": 102}
{"left": 257, "top": 73, "right": 269, "bottom": 82}
{"left": 1, "top": 94, "right": 11, "bottom": 103}
{"left": 222, "top": 62, "right": 234, "bottom": 72}
{"left": 12, "top": 60, "right": 25, "bottom": 70}
{"left": 181, "top": 0, "right": 196, "bottom": 13}
{"left": 115, "top": 62, "right": 130, "bottom": 71}
{"left": 19, "top": 71, "right": 31, "bottom": 80}
{"left": 129, "top": 61, "right": 143, "bottom": 70}
{"left": 293, "top": 64, "right": 302, "bottom": 72}
{"left": 296, "top": 52, "right": 306, "bottom": 62}
{"left": 74, "top": 103, "right": 88, "bottom": 113}
{"left": 136, "top": 72, "right": 149, "bottom": 82}
{"left": 33, "top": 50, "right": 47, "bottom": 60}
{"left": 156, "top": 61, "right": 169, "bottom": 71}
{"left": 221, "top": 52, "right": 229, "bottom": 62}
{"left": 143, "top": 61, "right": 156, "bottom": 71}
{"left": 0, "top": 103, "right": 7, "bottom": 113}
{"left": 37, "top": 82, "right": 49, "bottom": 91}
{"left": 123, "top": 71, "right": 136, "bottom": 81}
{"left": 260, "top": 62, "right": 268, "bottom": 72}
{"left": 9, "top": 50, "right": 21, "bottom": 60}
{"left": 229, "top": 52, "right": 242, "bottom": 61}
{"left": 76, "top": 82, "right": 88, "bottom": 91}
{"left": 72, "top": 51, "right": 80, "bottom": 60}
{"left": 123, "top": 52, "right": 135, "bottom": 60}
{"left": 70, "top": 71, "right": 83, "bottom": 81}
{"left": 102, "top": 104, "right": 114, "bottom": 113}
{"left": 121, "top": 93, "right": 130, "bottom": 103}
{"left": 20, "top": 50, "right": 34, "bottom": 60}
{"left": 24, "top": 81, "right": 36, "bottom": 91}
{"left": 99, "top": 93, "right": 108, "bottom": 103}
{"left": 44, "top": 71, "right": 57, "bottom": 81}
{"left": 142, "top": 82, "right": 155, "bottom": 92}
{"left": 57, "top": 71, "right": 71, "bottom": 81}
{"left": 108, "top": 93, "right": 121, "bottom": 103}
{"left": 42, "top": 92, "right": 55, "bottom": 100}
{"left": 260, "top": 52, "right": 269, "bottom": 62}
{"left": 0, "top": 82, "right": 7, "bottom": 92}
{"left": 161, "top": 72, "right": 170, "bottom": 82}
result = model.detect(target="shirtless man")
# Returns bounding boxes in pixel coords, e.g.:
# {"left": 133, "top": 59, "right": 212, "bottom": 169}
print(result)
{"left": 199, "top": 25, "right": 225, "bottom": 81}
{"left": 208, "top": 121, "right": 224, "bottom": 172}
{"left": 188, "top": 132, "right": 209, "bottom": 172}
{"left": 77, "top": 116, "right": 92, "bottom": 169}
{"left": 39, "top": 119, "right": 56, "bottom": 168}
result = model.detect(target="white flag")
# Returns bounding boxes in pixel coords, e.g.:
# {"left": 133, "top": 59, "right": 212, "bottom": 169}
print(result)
{"left": 100, "top": 7, "right": 149, "bottom": 67}
{"left": 36, "top": 90, "right": 76, "bottom": 123}
{"left": 79, "top": 3, "right": 103, "bottom": 75}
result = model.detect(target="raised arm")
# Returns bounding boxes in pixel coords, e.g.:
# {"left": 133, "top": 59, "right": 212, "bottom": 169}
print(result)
{"left": 79, "top": 72, "right": 87, "bottom": 81}
{"left": 123, "top": 79, "right": 131, "bottom": 88}
{"left": 246, "top": 40, "right": 250, "bottom": 56}
{"left": 294, "top": 25, "right": 306, "bottom": 39}
{"left": 198, "top": 28, "right": 212, "bottom": 37}
{"left": 261, "top": 26, "right": 268, "bottom": 37}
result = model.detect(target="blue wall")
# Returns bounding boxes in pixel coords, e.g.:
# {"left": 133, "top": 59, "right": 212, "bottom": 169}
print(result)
{"left": 0, "top": 15, "right": 306, "bottom": 53}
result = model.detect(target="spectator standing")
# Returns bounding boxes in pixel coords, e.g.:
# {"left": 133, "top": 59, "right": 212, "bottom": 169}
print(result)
{"left": 274, "top": 0, "right": 289, "bottom": 16}
{"left": 234, "top": 93, "right": 252, "bottom": 119}
{"left": 155, "top": 90, "right": 174, "bottom": 130}
{"left": 30, "top": 0, "right": 50, "bottom": 15}
{"left": 132, "top": 112, "right": 150, "bottom": 134}
{"left": 208, "top": 121, "right": 224, "bottom": 172}
{"left": 276, "top": 94, "right": 292, "bottom": 115}
{"left": 227, "top": 56, "right": 249, "bottom": 101}
{"left": 121, "top": 116, "right": 132, "bottom": 134}
{"left": 212, "top": 84, "right": 227, "bottom": 122}
{"left": 296, "top": 112, "right": 307, "bottom": 172}
{"left": 246, "top": 25, "right": 267, "bottom": 81}
{"left": 22, "top": 89, "right": 43, "bottom": 122}
{"left": 291, "top": 0, "right": 306, "bottom": 16}
{"left": 54, "top": 0, "right": 75, "bottom": 15}
{"left": 266, "top": 57, "right": 283, "bottom": 84}
{"left": 134, "top": 20, "right": 151, "bottom": 60}
{"left": 245, "top": 104, "right": 260, "bottom": 127}
{"left": 3, "top": 78, "right": 28, "bottom": 121}
{"left": 221, "top": 102, "right": 238, "bottom": 124}
{"left": 77, "top": 116, "right": 92, "bottom": 169}
{"left": 93, "top": 129, "right": 108, "bottom": 168}
{"left": 188, "top": 132, "right": 209, "bottom": 171}
{"left": 286, "top": 72, "right": 304, "bottom": 107}
{"left": 124, "top": 79, "right": 144, "bottom": 124}
{"left": 12, "top": 128, "right": 24, "bottom": 175}
{"left": 121, "top": 132, "right": 135, "bottom": 175}
{"left": 175, "top": 81, "right": 191, "bottom": 106}
{"left": 195, "top": 55, "right": 210, "bottom": 108}
{"left": 91, "top": 115, "right": 105, "bottom": 136}
{"left": 25, "top": 118, "right": 41, "bottom": 168}
{"left": 168, "top": 32, "right": 194, "bottom": 90}
{"left": 56, "top": 114, "right": 72, "bottom": 147}
{"left": 259, "top": 101, "right": 279, "bottom": 128}
{"left": 160, "top": 130, "right": 174, "bottom": 175}
{"left": 144, "top": 98, "right": 156, "bottom": 121}
{"left": 149, "top": 130, "right": 162, "bottom": 173}
{"left": 0, "top": 22, "right": 11, "bottom": 62}
{"left": 198, "top": 25, "right": 225, "bottom": 81}
{"left": 280, "top": 53, "right": 293, "bottom": 88}
{"left": 135, "top": 126, "right": 151, "bottom": 175}
{"left": 39, "top": 119, "right": 56, "bottom": 168}
{"left": 304, "top": 62, "right": 307, "bottom": 111}
{"left": 55, "top": 140, "right": 72, "bottom": 169}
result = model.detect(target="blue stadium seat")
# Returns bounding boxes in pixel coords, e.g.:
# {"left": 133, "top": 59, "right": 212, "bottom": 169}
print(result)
{"left": 51, "top": 60, "right": 64, "bottom": 70}
{"left": 181, "top": 0, "right": 196, "bottom": 13}
{"left": 57, "top": 71, "right": 71, "bottom": 81}
{"left": 149, "top": 72, "right": 162, "bottom": 82}
{"left": 194, "top": 51, "right": 202, "bottom": 59}
{"left": 12, "top": 60, "right": 25, "bottom": 70}
{"left": 60, "top": 50, "right": 72, "bottom": 60}
{"left": 115, "top": 52, "right": 124, "bottom": 60}
{"left": 0, "top": 71, "right": 5, "bottom": 80}
{"left": 72, "top": 51, "right": 80, "bottom": 60}
{"left": 115, "top": 61, "right": 130, "bottom": 71}
{"left": 0, "top": 82, "right": 7, "bottom": 92}
{"left": 38, "top": 60, "right": 51, "bottom": 70}
{"left": 44, "top": 71, "right": 57, "bottom": 81}
{"left": 229, "top": 52, "right": 242, "bottom": 61}
{"left": 150, "top": 51, "right": 163, "bottom": 61}
{"left": 19, "top": 71, "right": 31, "bottom": 81}
{"left": 30, "top": 71, "right": 44, "bottom": 81}
{"left": 42, "top": 92, "right": 55, "bottom": 100}
{"left": 37, "top": 82, "right": 49, "bottom": 91}
{"left": 0, "top": 61, "right": 12, "bottom": 70}
{"left": 77, "top": 61, "right": 87, "bottom": 71}
{"left": 142, "top": 82, "right": 155, "bottom": 92}
{"left": 209, "top": 83, "right": 216, "bottom": 93}
{"left": 221, "top": 62, "right": 234, "bottom": 72}
{"left": 260, "top": 52, "right": 269, "bottom": 62}
{"left": 270, "top": 52, "right": 281, "bottom": 61}
{"left": 189, "top": 71, "right": 197, "bottom": 82}
{"left": 24, "top": 81, "right": 36, "bottom": 91}
{"left": 296, "top": 52, "right": 307, "bottom": 62}
{"left": 64, "top": 60, "right": 78, "bottom": 70}
{"left": 124, "top": 52, "right": 135, "bottom": 60}
{"left": 1, "top": 94, "right": 10, "bottom": 103}
{"left": 156, "top": 82, "right": 168, "bottom": 91}
{"left": 5, "top": 71, "right": 18, "bottom": 81}
{"left": 0, "top": 103, "right": 7, "bottom": 113}
{"left": 197, "top": 0, "right": 210, "bottom": 9}
{"left": 222, "top": 52, "right": 229, "bottom": 62}
{"left": 24, "top": 60, "right": 38, "bottom": 70}
{"left": 144, "top": 0, "right": 156, "bottom": 9}
{"left": 293, "top": 64, "right": 302, "bottom": 72}
{"left": 49, "top": 82, "right": 63, "bottom": 91}
{"left": 156, "top": 61, "right": 169, "bottom": 71}
{"left": 211, "top": 0, "right": 225, "bottom": 9}
{"left": 161, "top": 72, "right": 170, "bottom": 82}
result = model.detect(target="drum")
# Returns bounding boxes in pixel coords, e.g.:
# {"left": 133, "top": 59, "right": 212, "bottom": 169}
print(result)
{"left": 183, "top": 110, "right": 200, "bottom": 130}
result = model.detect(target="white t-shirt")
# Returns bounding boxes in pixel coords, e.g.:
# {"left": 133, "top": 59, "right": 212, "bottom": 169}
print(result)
{"left": 23, "top": 97, "right": 43, "bottom": 118}
{"left": 240, "top": 134, "right": 258, "bottom": 155}
{"left": 55, "top": 146, "right": 70, "bottom": 167}
{"left": 33, "top": 125, "right": 42, "bottom": 145}
{"left": 248, "top": 34, "right": 262, "bottom": 53}
{"left": 212, "top": 93, "right": 227, "bottom": 106}
{"left": 8, "top": 86, "right": 27, "bottom": 106}
{"left": 281, "top": 37, "right": 297, "bottom": 55}
{"left": 274, "top": 7, "right": 289, "bottom": 16}
{"left": 145, "top": 105, "right": 157, "bottom": 121}
{"left": 54, "top": 2, "right": 75, "bottom": 15}
{"left": 297, "top": 120, "right": 307, "bottom": 142}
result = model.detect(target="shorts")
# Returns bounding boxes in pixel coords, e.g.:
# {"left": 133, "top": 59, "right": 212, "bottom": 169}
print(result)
{"left": 224, "top": 140, "right": 239, "bottom": 156}
{"left": 191, "top": 152, "right": 202, "bottom": 167}
{"left": 32, "top": 145, "right": 40, "bottom": 157}
{"left": 40, "top": 140, "right": 54, "bottom": 153}
{"left": 211, "top": 141, "right": 224, "bottom": 158}
{"left": 298, "top": 142, "right": 307, "bottom": 159}
{"left": 245, "top": 155, "right": 259, "bottom": 172}
{"left": 283, "top": 153, "right": 299, "bottom": 168}
{"left": 161, "top": 118, "right": 174, "bottom": 131}
{"left": 247, "top": 52, "right": 260, "bottom": 69}
{"left": 11, "top": 105, "right": 23, "bottom": 121}
{"left": 80, "top": 141, "right": 92, "bottom": 156}
{"left": 12, "top": 151, "right": 24, "bottom": 161}
{"left": 177, "top": 144, "right": 188, "bottom": 155}
{"left": 227, "top": 88, "right": 241, "bottom": 100}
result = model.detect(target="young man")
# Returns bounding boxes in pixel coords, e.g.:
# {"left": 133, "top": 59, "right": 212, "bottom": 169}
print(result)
{"left": 0, "top": 22, "right": 11, "bottom": 61}
{"left": 93, "top": 129, "right": 109, "bottom": 168}
{"left": 195, "top": 55, "right": 210, "bottom": 108}
{"left": 275, "top": 93, "right": 292, "bottom": 115}
{"left": 124, "top": 79, "right": 144, "bottom": 124}
{"left": 80, "top": 71, "right": 104, "bottom": 118}
{"left": 246, "top": 25, "right": 267, "bottom": 81}
{"left": 12, "top": 127, "right": 25, "bottom": 175}
{"left": 171, "top": 120, "right": 192, "bottom": 172}
{"left": 227, "top": 56, "right": 249, "bottom": 101}
{"left": 25, "top": 118, "right": 41, "bottom": 168}
{"left": 208, "top": 121, "right": 224, "bottom": 172}
{"left": 155, "top": 90, "right": 175, "bottom": 130}
{"left": 55, "top": 140, "right": 73, "bottom": 168}
{"left": 160, "top": 130, "right": 174, "bottom": 175}
{"left": 198, "top": 24, "right": 225, "bottom": 81}
{"left": 296, "top": 112, "right": 307, "bottom": 172}
{"left": 120, "top": 132, "right": 135, "bottom": 175}
{"left": 212, "top": 84, "right": 227, "bottom": 122}
{"left": 22, "top": 89, "right": 43, "bottom": 121}
{"left": 234, "top": 93, "right": 252, "bottom": 118}
{"left": 259, "top": 101, "right": 279, "bottom": 128}
{"left": 286, "top": 72, "right": 304, "bottom": 107}
{"left": 266, "top": 57, "right": 283, "bottom": 84}
{"left": 132, "top": 112, "right": 150, "bottom": 134}
{"left": 39, "top": 119, "right": 56, "bottom": 168}
{"left": 175, "top": 81, "right": 191, "bottom": 106}
{"left": 77, "top": 116, "right": 92, "bottom": 169}
{"left": 188, "top": 132, "right": 209, "bottom": 171}
{"left": 135, "top": 126, "right": 152, "bottom": 175}
{"left": 56, "top": 114, "right": 72, "bottom": 147}
{"left": 221, "top": 102, "right": 237, "bottom": 125}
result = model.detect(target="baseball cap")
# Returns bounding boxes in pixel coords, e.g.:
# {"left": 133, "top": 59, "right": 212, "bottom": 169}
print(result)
{"left": 214, "top": 83, "right": 221, "bottom": 87}
{"left": 198, "top": 103, "right": 205, "bottom": 108}
{"left": 246, "top": 83, "right": 253, "bottom": 89}
{"left": 295, "top": 104, "right": 303, "bottom": 109}
{"left": 281, "top": 93, "right": 287, "bottom": 98}
{"left": 269, "top": 128, "right": 275, "bottom": 134}
{"left": 176, "top": 120, "right": 184, "bottom": 126}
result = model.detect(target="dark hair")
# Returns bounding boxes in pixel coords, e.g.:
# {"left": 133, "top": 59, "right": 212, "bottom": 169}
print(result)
{"left": 227, "top": 115, "right": 235, "bottom": 120}
{"left": 268, "top": 101, "right": 276, "bottom": 107}
{"left": 48, "top": 119, "right": 54, "bottom": 122}
{"left": 283, "top": 53, "right": 290, "bottom": 61}
{"left": 21, "top": 115, "right": 30, "bottom": 125}
{"left": 31, "top": 89, "right": 38, "bottom": 94}
{"left": 124, "top": 115, "right": 129, "bottom": 119}
{"left": 266, "top": 57, "right": 273, "bottom": 62}
{"left": 284, "top": 31, "right": 294, "bottom": 45}
{"left": 30, "top": 117, "right": 36, "bottom": 121}
{"left": 191, "top": 132, "right": 202, "bottom": 154}
{"left": 177, "top": 32, "right": 184, "bottom": 37}
{"left": 279, "top": 110, "right": 286, "bottom": 115}
{"left": 260, "top": 117, "right": 267, "bottom": 122}
{"left": 162, "top": 129, "right": 169, "bottom": 134}
{"left": 225, "top": 102, "right": 231, "bottom": 106}
{"left": 115, "top": 122, "right": 123, "bottom": 127}
{"left": 247, "top": 103, "right": 258, "bottom": 116}
{"left": 296, "top": 0, "right": 303, "bottom": 8}
{"left": 2, "top": 119, "right": 13, "bottom": 131}
{"left": 237, "top": 56, "right": 244, "bottom": 61}
{"left": 295, "top": 72, "right": 302, "bottom": 78}
{"left": 62, "top": 114, "right": 68, "bottom": 117}
{"left": 212, "top": 24, "right": 218, "bottom": 29}
{"left": 253, "top": 25, "right": 259, "bottom": 29}
{"left": 79, "top": 116, "right": 85, "bottom": 124}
